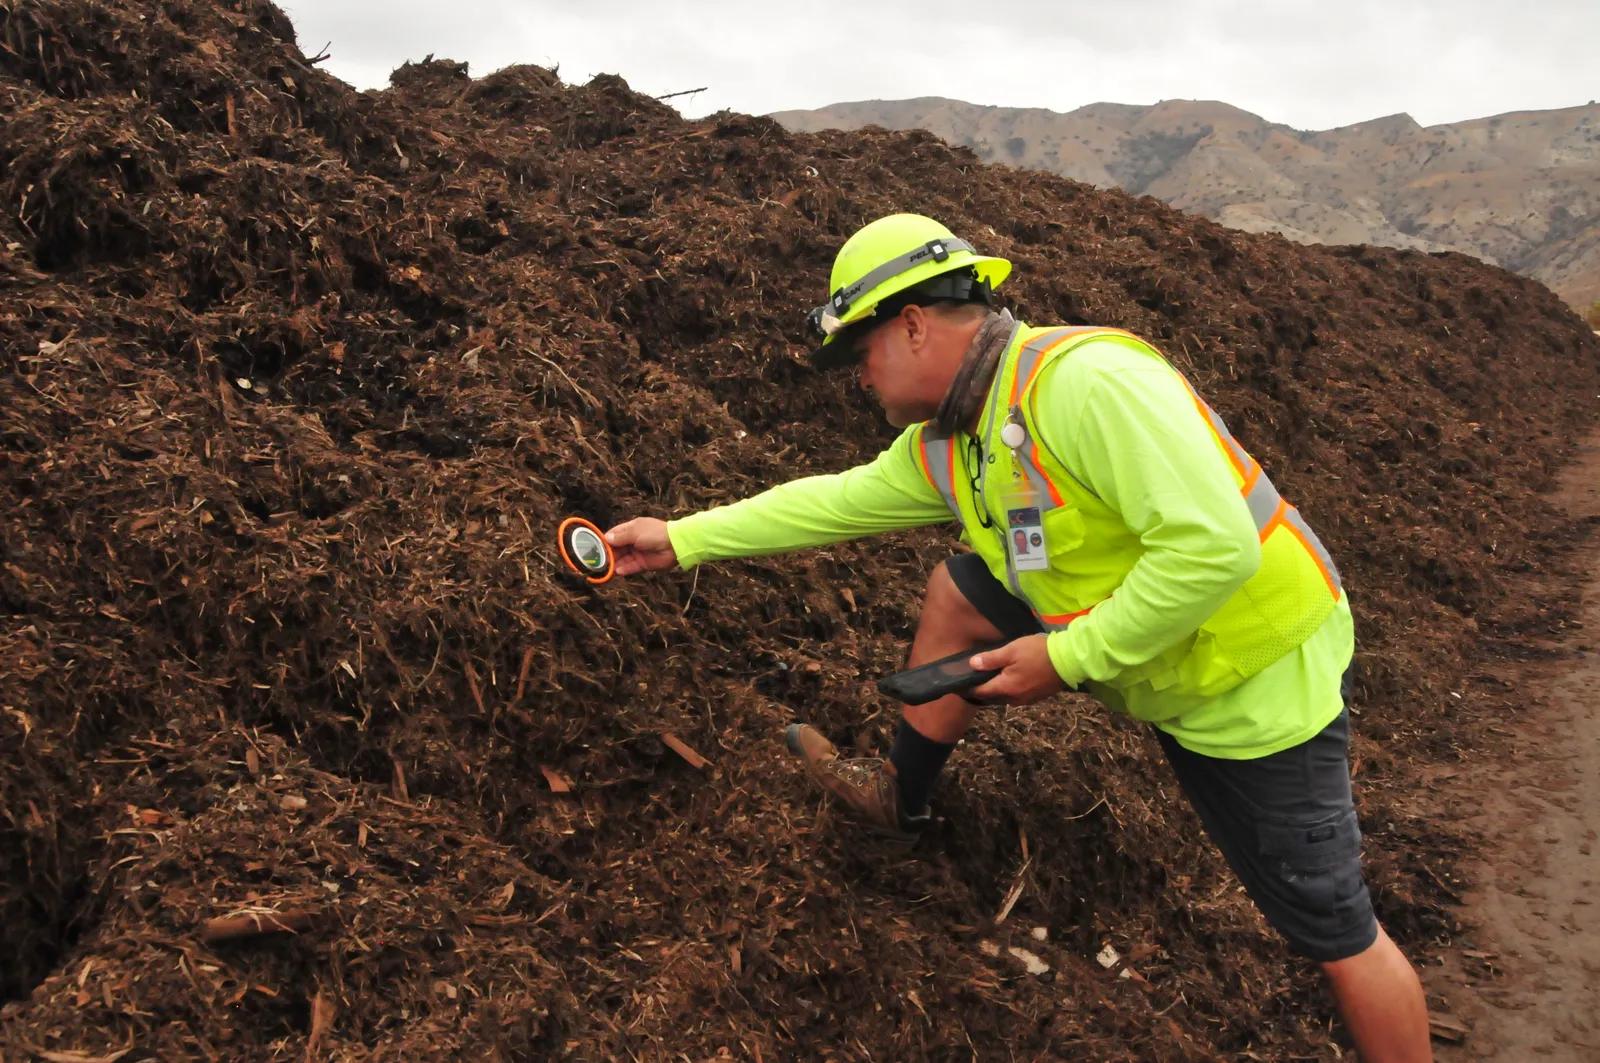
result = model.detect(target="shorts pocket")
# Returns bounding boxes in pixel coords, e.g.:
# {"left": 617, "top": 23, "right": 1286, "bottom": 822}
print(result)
{"left": 1256, "top": 809, "right": 1363, "bottom": 915}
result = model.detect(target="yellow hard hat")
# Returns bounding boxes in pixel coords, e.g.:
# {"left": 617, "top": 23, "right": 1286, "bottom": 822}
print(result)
{"left": 807, "top": 213, "right": 1012, "bottom": 368}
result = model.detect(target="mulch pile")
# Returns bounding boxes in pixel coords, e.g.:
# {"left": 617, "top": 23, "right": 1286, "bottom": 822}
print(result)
{"left": 3, "top": 2, "right": 1598, "bottom": 1060}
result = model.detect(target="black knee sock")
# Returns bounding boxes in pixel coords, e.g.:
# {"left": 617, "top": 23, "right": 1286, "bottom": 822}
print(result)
{"left": 889, "top": 718, "right": 956, "bottom": 816}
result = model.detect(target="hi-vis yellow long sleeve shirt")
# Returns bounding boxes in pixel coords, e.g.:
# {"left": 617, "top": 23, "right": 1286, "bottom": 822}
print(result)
{"left": 665, "top": 337, "right": 1353, "bottom": 759}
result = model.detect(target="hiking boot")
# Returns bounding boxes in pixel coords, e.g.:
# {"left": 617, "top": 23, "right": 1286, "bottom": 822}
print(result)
{"left": 784, "top": 723, "right": 931, "bottom": 838}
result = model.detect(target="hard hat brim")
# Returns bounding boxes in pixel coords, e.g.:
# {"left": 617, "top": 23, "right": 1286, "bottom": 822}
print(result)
{"left": 810, "top": 318, "right": 876, "bottom": 370}
{"left": 811, "top": 338, "right": 862, "bottom": 370}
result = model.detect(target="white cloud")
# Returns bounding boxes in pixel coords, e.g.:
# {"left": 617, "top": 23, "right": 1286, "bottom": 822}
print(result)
{"left": 278, "top": 0, "right": 1600, "bottom": 130}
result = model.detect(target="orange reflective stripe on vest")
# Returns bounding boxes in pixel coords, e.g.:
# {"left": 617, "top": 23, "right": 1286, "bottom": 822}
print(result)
{"left": 1010, "top": 326, "right": 1134, "bottom": 505}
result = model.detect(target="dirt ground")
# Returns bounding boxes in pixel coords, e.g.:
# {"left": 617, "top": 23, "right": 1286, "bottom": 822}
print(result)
{"left": 4, "top": 2, "right": 1600, "bottom": 1061}
{"left": 1426, "top": 430, "right": 1600, "bottom": 1060}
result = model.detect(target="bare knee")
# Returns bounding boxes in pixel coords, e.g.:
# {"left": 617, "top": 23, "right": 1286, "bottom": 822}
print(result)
{"left": 920, "top": 560, "right": 1003, "bottom": 644}
{"left": 924, "top": 560, "right": 976, "bottom": 619}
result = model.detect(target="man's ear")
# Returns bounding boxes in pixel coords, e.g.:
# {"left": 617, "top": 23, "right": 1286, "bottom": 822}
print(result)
{"left": 901, "top": 303, "right": 930, "bottom": 352}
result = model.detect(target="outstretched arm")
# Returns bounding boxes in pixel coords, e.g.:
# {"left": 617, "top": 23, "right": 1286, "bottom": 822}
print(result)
{"left": 606, "top": 426, "right": 954, "bottom": 576}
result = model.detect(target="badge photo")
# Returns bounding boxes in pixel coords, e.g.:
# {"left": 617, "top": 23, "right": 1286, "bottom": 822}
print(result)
{"left": 1006, "top": 502, "right": 1050, "bottom": 571}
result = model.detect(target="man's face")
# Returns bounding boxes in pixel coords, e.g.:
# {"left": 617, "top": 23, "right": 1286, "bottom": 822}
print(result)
{"left": 855, "top": 310, "right": 939, "bottom": 428}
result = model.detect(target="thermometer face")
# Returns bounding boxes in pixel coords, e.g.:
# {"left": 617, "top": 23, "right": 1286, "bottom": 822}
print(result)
{"left": 558, "top": 517, "right": 615, "bottom": 583}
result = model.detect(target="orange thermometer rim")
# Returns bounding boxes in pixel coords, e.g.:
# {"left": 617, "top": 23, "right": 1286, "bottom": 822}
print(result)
{"left": 557, "top": 516, "right": 615, "bottom": 584}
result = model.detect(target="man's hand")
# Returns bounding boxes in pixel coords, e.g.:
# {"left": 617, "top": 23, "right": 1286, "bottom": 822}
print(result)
{"left": 605, "top": 517, "right": 678, "bottom": 577}
{"left": 967, "top": 634, "right": 1066, "bottom": 705}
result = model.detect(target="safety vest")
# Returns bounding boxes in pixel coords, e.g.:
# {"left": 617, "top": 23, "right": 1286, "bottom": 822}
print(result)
{"left": 914, "top": 322, "right": 1343, "bottom": 697}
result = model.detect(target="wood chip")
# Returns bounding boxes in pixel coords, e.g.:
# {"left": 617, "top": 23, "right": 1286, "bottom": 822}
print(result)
{"left": 304, "top": 989, "right": 334, "bottom": 1062}
{"left": 660, "top": 732, "right": 710, "bottom": 770}
{"left": 1429, "top": 1016, "right": 1469, "bottom": 1044}
{"left": 1006, "top": 945, "right": 1050, "bottom": 975}
{"left": 200, "top": 908, "right": 317, "bottom": 943}
{"left": 540, "top": 765, "right": 574, "bottom": 793}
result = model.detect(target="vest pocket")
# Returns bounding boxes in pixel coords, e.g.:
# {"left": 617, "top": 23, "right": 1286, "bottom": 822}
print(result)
{"left": 1041, "top": 505, "right": 1087, "bottom": 560}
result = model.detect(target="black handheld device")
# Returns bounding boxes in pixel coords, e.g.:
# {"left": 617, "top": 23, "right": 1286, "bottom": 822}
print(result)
{"left": 876, "top": 640, "right": 1013, "bottom": 706}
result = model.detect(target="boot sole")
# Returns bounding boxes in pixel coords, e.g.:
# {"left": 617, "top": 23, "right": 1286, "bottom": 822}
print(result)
{"left": 784, "top": 722, "right": 808, "bottom": 757}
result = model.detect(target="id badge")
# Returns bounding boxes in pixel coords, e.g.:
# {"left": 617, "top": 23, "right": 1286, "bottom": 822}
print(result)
{"left": 1003, "top": 489, "right": 1049, "bottom": 571}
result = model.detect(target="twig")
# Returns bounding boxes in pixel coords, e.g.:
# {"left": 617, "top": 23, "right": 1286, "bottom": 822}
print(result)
{"left": 412, "top": 623, "right": 446, "bottom": 693}
{"left": 1064, "top": 796, "right": 1107, "bottom": 821}
{"left": 654, "top": 86, "right": 708, "bottom": 102}
{"left": 680, "top": 566, "right": 701, "bottom": 616}
{"left": 525, "top": 347, "right": 600, "bottom": 410}
{"left": 1415, "top": 861, "right": 1464, "bottom": 903}
{"left": 461, "top": 653, "right": 488, "bottom": 716}
{"left": 21, "top": 1038, "right": 133, "bottom": 1063}
{"left": 994, "top": 857, "right": 1032, "bottom": 924}
{"left": 511, "top": 645, "right": 537, "bottom": 706}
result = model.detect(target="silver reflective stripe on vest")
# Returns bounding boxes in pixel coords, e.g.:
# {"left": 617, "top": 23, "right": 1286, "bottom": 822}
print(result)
{"left": 1244, "top": 472, "right": 1282, "bottom": 530}
{"left": 1283, "top": 505, "right": 1344, "bottom": 594}
{"left": 1193, "top": 395, "right": 1344, "bottom": 595}
{"left": 920, "top": 428, "right": 958, "bottom": 512}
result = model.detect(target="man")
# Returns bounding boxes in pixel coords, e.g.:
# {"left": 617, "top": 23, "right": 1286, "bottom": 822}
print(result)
{"left": 606, "top": 214, "right": 1432, "bottom": 1061}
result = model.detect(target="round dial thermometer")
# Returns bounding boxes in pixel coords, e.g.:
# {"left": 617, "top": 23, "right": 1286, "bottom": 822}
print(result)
{"left": 557, "top": 517, "right": 615, "bottom": 584}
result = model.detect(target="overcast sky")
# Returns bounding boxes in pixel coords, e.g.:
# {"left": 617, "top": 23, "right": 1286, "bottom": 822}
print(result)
{"left": 279, "top": 1, "right": 1598, "bottom": 131}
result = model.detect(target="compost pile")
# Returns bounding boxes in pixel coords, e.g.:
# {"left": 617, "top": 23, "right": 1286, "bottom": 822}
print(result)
{"left": 3, "top": 2, "right": 1599, "bottom": 1060}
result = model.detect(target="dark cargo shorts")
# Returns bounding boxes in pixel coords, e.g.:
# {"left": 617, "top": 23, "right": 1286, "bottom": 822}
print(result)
{"left": 947, "top": 552, "right": 1380, "bottom": 962}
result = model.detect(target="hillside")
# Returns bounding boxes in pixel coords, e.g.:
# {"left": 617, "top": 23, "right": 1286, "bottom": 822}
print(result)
{"left": 772, "top": 97, "right": 1600, "bottom": 309}
{"left": 2, "top": 2, "right": 1599, "bottom": 1061}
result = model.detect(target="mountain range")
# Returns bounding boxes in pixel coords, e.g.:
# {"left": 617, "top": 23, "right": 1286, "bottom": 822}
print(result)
{"left": 771, "top": 97, "right": 1600, "bottom": 311}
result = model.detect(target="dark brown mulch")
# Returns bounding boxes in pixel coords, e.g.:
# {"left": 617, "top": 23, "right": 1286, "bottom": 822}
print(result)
{"left": 2, "top": 2, "right": 1598, "bottom": 1060}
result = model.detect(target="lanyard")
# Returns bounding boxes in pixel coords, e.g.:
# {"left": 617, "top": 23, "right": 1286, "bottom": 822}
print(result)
{"left": 973, "top": 323, "right": 1020, "bottom": 520}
